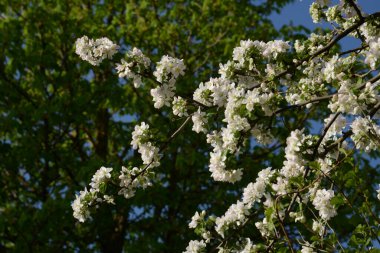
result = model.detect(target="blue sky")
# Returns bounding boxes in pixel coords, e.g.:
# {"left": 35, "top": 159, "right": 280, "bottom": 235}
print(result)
{"left": 271, "top": 0, "right": 380, "bottom": 29}
{"left": 270, "top": 0, "right": 380, "bottom": 50}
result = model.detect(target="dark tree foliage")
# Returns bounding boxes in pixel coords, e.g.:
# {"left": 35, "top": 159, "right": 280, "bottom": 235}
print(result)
{"left": 0, "top": 1, "right": 300, "bottom": 252}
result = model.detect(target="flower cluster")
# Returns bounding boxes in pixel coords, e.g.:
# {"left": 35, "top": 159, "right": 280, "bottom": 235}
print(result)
{"left": 215, "top": 201, "right": 250, "bottom": 237}
{"left": 280, "top": 129, "right": 307, "bottom": 179}
{"left": 323, "top": 114, "right": 347, "bottom": 139}
{"left": 351, "top": 116, "right": 380, "bottom": 152}
{"left": 172, "top": 96, "right": 188, "bottom": 117}
{"left": 242, "top": 167, "right": 275, "bottom": 206}
{"left": 118, "top": 166, "right": 154, "bottom": 199}
{"left": 193, "top": 78, "right": 232, "bottom": 107}
{"left": 192, "top": 108, "right": 208, "bottom": 134}
{"left": 309, "top": 0, "right": 361, "bottom": 24}
{"left": 131, "top": 122, "right": 160, "bottom": 166}
{"left": 301, "top": 242, "right": 316, "bottom": 253}
{"left": 72, "top": 188, "right": 92, "bottom": 222}
{"left": 183, "top": 240, "right": 206, "bottom": 253}
{"left": 214, "top": 167, "right": 274, "bottom": 238}
{"left": 89, "top": 166, "right": 113, "bottom": 192}
{"left": 312, "top": 219, "right": 325, "bottom": 237}
{"left": 75, "top": 36, "right": 119, "bottom": 65}
{"left": 151, "top": 55, "right": 186, "bottom": 108}
{"left": 232, "top": 39, "right": 289, "bottom": 68}
{"left": 116, "top": 47, "right": 151, "bottom": 88}
{"left": 220, "top": 39, "right": 290, "bottom": 81}
{"left": 153, "top": 55, "right": 186, "bottom": 85}
{"left": 188, "top": 210, "right": 206, "bottom": 229}
{"left": 72, "top": 167, "right": 114, "bottom": 222}
{"left": 206, "top": 129, "right": 243, "bottom": 183}
{"left": 312, "top": 189, "right": 337, "bottom": 221}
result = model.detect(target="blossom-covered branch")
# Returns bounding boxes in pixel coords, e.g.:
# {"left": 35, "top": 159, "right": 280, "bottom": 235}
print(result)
{"left": 72, "top": 1, "right": 380, "bottom": 251}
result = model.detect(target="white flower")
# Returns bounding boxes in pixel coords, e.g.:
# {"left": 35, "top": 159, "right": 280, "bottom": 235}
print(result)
{"left": 192, "top": 108, "right": 207, "bottom": 133}
{"left": 150, "top": 55, "right": 185, "bottom": 108}
{"left": 89, "top": 166, "right": 113, "bottom": 192}
{"left": 209, "top": 78, "right": 232, "bottom": 107}
{"left": 151, "top": 84, "right": 175, "bottom": 109}
{"left": 193, "top": 78, "right": 233, "bottom": 108}
{"left": 328, "top": 80, "right": 362, "bottom": 114}
{"left": 118, "top": 166, "right": 153, "bottom": 199}
{"left": 240, "top": 238, "right": 258, "bottom": 253}
{"left": 312, "top": 219, "right": 325, "bottom": 237}
{"left": 129, "top": 47, "right": 151, "bottom": 68}
{"left": 131, "top": 123, "right": 161, "bottom": 167}
{"left": 262, "top": 40, "right": 290, "bottom": 59}
{"left": 206, "top": 131, "right": 223, "bottom": 149}
{"left": 209, "top": 150, "right": 243, "bottom": 183}
{"left": 215, "top": 201, "right": 250, "bottom": 237}
{"left": 103, "top": 195, "right": 115, "bottom": 204}
{"left": 183, "top": 240, "right": 206, "bottom": 253}
{"left": 312, "top": 189, "right": 337, "bottom": 221}
{"left": 75, "top": 36, "right": 119, "bottom": 65}
{"left": 310, "top": 2, "right": 323, "bottom": 23}
{"left": 251, "top": 125, "right": 273, "bottom": 145}
{"left": 323, "top": 114, "right": 346, "bottom": 138}
{"left": 218, "top": 60, "right": 235, "bottom": 79}
{"left": 242, "top": 167, "right": 274, "bottom": 206}
{"left": 139, "top": 142, "right": 160, "bottom": 166}
{"left": 317, "top": 158, "right": 333, "bottom": 174}
{"left": 116, "top": 59, "right": 134, "bottom": 77}
{"left": 289, "top": 211, "right": 305, "bottom": 223}
{"left": 131, "top": 122, "right": 150, "bottom": 150}
{"left": 193, "top": 82, "right": 213, "bottom": 107}
{"left": 255, "top": 218, "right": 272, "bottom": 237}
{"left": 301, "top": 242, "right": 316, "bottom": 253}
{"left": 351, "top": 116, "right": 380, "bottom": 152}
{"left": 358, "top": 81, "right": 379, "bottom": 107}
{"left": 280, "top": 129, "right": 306, "bottom": 179}
{"left": 233, "top": 39, "right": 256, "bottom": 68}
{"left": 245, "top": 89, "right": 260, "bottom": 112}
{"left": 221, "top": 127, "right": 237, "bottom": 152}
{"left": 115, "top": 47, "right": 151, "bottom": 88}
{"left": 172, "top": 96, "right": 188, "bottom": 117}
{"left": 322, "top": 54, "right": 339, "bottom": 82}
{"left": 154, "top": 55, "right": 186, "bottom": 84}
{"left": 272, "top": 176, "right": 289, "bottom": 195}
{"left": 72, "top": 188, "right": 92, "bottom": 222}
{"left": 189, "top": 211, "right": 206, "bottom": 229}
{"left": 202, "top": 231, "right": 211, "bottom": 243}
{"left": 294, "top": 40, "right": 306, "bottom": 54}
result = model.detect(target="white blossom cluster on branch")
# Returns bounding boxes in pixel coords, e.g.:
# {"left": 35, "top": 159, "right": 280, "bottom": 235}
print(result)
{"left": 72, "top": 0, "right": 380, "bottom": 251}
{"left": 116, "top": 47, "right": 151, "bottom": 88}
{"left": 72, "top": 166, "right": 114, "bottom": 222}
{"left": 151, "top": 55, "right": 186, "bottom": 108}
{"left": 75, "top": 36, "right": 119, "bottom": 66}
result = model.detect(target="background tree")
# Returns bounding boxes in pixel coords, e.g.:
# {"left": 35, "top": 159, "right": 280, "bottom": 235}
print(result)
{"left": 0, "top": 1, "right": 299, "bottom": 252}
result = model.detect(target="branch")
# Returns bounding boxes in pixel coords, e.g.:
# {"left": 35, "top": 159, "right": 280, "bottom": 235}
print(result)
{"left": 275, "top": 197, "right": 295, "bottom": 253}
{"left": 346, "top": 0, "right": 364, "bottom": 21}
{"left": 322, "top": 101, "right": 380, "bottom": 156}
{"left": 274, "top": 94, "right": 334, "bottom": 115}
{"left": 308, "top": 12, "right": 379, "bottom": 59}
{"left": 339, "top": 45, "right": 368, "bottom": 56}
{"left": 273, "top": 12, "right": 380, "bottom": 81}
